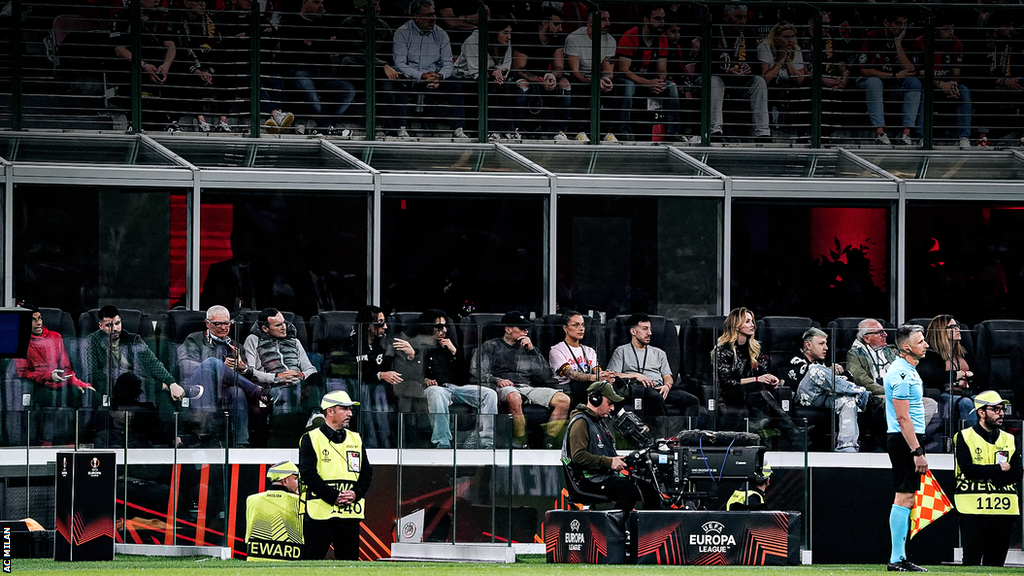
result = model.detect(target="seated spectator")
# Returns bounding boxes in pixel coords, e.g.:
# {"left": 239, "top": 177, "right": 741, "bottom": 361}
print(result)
{"left": 663, "top": 15, "right": 702, "bottom": 142}
{"left": 920, "top": 315, "right": 978, "bottom": 429}
{"left": 563, "top": 7, "right": 616, "bottom": 141}
{"left": 396, "top": 309, "right": 498, "bottom": 449}
{"left": 177, "top": 305, "right": 271, "bottom": 448}
{"left": 13, "top": 304, "right": 95, "bottom": 445}
{"left": 244, "top": 308, "right": 325, "bottom": 443}
{"left": 391, "top": 0, "right": 467, "bottom": 139}
{"left": 799, "top": 10, "right": 852, "bottom": 136}
{"left": 614, "top": 5, "right": 684, "bottom": 142}
{"left": 607, "top": 313, "right": 700, "bottom": 436}
{"left": 110, "top": 0, "right": 179, "bottom": 132}
{"left": 471, "top": 310, "right": 570, "bottom": 448}
{"left": 217, "top": 0, "right": 295, "bottom": 134}
{"left": 855, "top": 8, "right": 921, "bottom": 146}
{"left": 512, "top": 6, "right": 571, "bottom": 140}
{"left": 847, "top": 318, "right": 937, "bottom": 450}
{"left": 974, "top": 10, "right": 1024, "bottom": 147}
{"left": 549, "top": 310, "right": 615, "bottom": 406}
{"left": 777, "top": 328, "right": 867, "bottom": 452}
{"left": 94, "top": 372, "right": 173, "bottom": 448}
{"left": 757, "top": 21, "right": 807, "bottom": 134}
{"left": 82, "top": 305, "right": 184, "bottom": 414}
{"left": 436, "top": 0, "right": 481, "bottom": 46}
{"left": 710, "top": 4, "right": 770, "bottom": 140}
{"left": 341, "top": 305, "right": 410, "bottom": 448}
{"left": 275, "top": 0, "right": 356, "bottom": 135}
{"left": 713, "top": 307, "right": 807, "bottom": 449}
{"left": 176, "top": 0, "right": 230, "bottom": 132}
{"left": 453, "top": 16, "right": 516, "bottom": 140}
{"left": 339, "top": 0, "right": 401, "bottom": 139}
{"left": 911, "top": 14, "right": 972, "bottom": 149}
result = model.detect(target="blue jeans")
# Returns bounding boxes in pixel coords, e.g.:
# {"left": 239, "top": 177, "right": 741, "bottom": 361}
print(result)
{"left": 287, "top": 69, "right": 356, "bottom": 128}
{"left": 916, "top": 84, "right": 972, "bottom": 139}
{"left": 797, "top": 364, "right": 869, "bottom": 451}
{"left": 394, "top": 80, "right": 466, "bottom": 129}
{"left": 619, "top": 77, "right": 681, "bottom": 135}
{"left": 940, "top": 393, "right": 978, "bottom": 428}
{"left": 423, "top": 383, "right": 498, "bottom": 448}
{"left": 855, "top": 76, "right": 922, "bottom": 129}
{"left": 188, "top": 357, "right": 262, "bottom": 446}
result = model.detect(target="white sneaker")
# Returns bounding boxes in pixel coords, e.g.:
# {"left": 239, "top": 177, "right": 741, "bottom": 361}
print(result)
{"left": 306, "top": 411, "right": 325, "bottom": 428}
{"left": 488, "top": 132, "right": 502, "bottom": 142}
{"left": 396, "top": 126, "right": 410, "bottom": 139}
{"left": 958, "top": 137, "right": 971, "bottom": 149}
{"left": 508, "top": 129, "right": 522, "bottom": 142}
{"left": 295, "top": 123, "right": 307, "bottom": 136}
{"left": 216, "top": 120, "right": 231, "bottom": 132}
{"left": 273, "top": 110, "right": 294, "bottom": 130}
{"left": 453, "top": 127, "right": 469, "bottom": 139}
{"left": 554, "top": 131, "right": 569, "bottom": 142}
{"left": 687, "top": 135, "right": 703, "bottom": 144}
{"left": 603, "top": 133, "right": 618, "bottom": 142}
{"left": 198, "top": 119, "right": 212, "bottom": 132}
{"left": 575, "top": 131, "right": 590, "bottom": 142}
{"left": 897, "top": 133, "right": 913, "bottom": 146}
{"left": 875, "top": 133, "right": 891, "bottom": 145}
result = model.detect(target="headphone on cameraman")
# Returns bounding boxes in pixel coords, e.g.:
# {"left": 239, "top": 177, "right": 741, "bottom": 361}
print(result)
{"left": 588, "top": 385, "right": 604, "bottom": 406}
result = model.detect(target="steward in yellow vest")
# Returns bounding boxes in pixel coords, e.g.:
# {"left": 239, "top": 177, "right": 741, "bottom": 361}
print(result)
{"left": 245, "top": 461, "right": 303, "bottom": 561}
{"left": 298, "top": 390, "right": 373, "bottom": 560}
{"left": 726, "top": 459, "right": 771, "bottom": 511}
{"left": 953, "top": 391, "right": 1022, "bottom": 567}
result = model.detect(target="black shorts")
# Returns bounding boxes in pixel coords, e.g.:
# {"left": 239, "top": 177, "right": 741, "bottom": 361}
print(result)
{"left": 887, "top": 432, "right": 924, "bottom": 494}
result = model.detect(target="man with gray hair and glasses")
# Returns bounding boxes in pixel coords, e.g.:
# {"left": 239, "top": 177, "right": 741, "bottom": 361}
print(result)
{"left": 178, "top": 305, "right": 271, "bottom": 447}
{"left": 778, "top": 327, "right": 868, "bottom": 452}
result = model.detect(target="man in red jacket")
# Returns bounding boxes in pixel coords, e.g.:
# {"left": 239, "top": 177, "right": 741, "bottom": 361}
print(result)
{"left": 15, "top": 305, "right": 95, "bottom": 417}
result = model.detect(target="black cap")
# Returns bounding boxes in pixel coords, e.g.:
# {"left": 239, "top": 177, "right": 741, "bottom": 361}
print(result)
{"left": 500, "top": 310, "right": 530, "bottom": 329}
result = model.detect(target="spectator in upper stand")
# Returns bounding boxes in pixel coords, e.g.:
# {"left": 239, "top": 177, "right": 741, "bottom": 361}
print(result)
{"left": 472, "top": 310, "right": 571, "bottom": 448}
{"left": 275, "top": 0, "right": 356, "bottom": 135}
{"left": 436, "top": 0, "right": 483, "bottom": 46}
{"left": 391, "top": 0, "right": 468, "bottom": 139}
{"left": 847, "top": 318, "right": 938, "bottom": 449}
{"left": 911, "top": 14, "right": 972, "bottom": 149}
{"left": 606, "top": 313, "right": 700, "bottom": 436}
{"left": 710, "top": 4, "right": 771, "bottom": 141}
{"left": 920, "top": 315, "right": 978, "bottom": 430}
{"left": 777, "top": 328, "right": 867, "bottom": 452}
{"left": 339, "top": 0, "right": 401, "bottom": 139}
{"left": 176, "top": 0, "right": 230, "bottom": 132}
{"left": 614, "top": 5, "right": 684, "bottom": 142}
{"left": 396, "top": 309, "right": 498, "bottom": 449}
{"left": 178, "top": 305, "right": 272, "bottom": 448}
{"left": 976, "top": 10, "right": 1024, "bottom": 147}
{"left": 549, "top": 310, "right": 618, "bottom": 407}
{"left": 216, "top": 0, "right": 295, "bottom": 134}
{"left": 757, "top": 21, "right": 808, "bottom": 134}
{"left": 512, "top": 6, "right": 571, "bottom": 140}
{"left": 82, "top": 306, "right": 184, "bottom": 413}
{"left": 244, "top": 308, "right": 325, "bottom": 442}
{"left": 799, "top": 10, "right": 851, "bottom": 135}
{"left": 713, "top": 307, "right": 807, "bottom": 449}
{"left": 663, "top": 15, "right": 702, "bottom": 143}
{"left": 453, "top": 15, "right": 517, "bottom": 141}
{"left": 110, "top": 0, "right": 179, "bottom": 132}
{"left": 855, "top": 8, "right": 921, "bottom": 146}
{"left": 563, "top": 7, "right": 616, "bottom": 142}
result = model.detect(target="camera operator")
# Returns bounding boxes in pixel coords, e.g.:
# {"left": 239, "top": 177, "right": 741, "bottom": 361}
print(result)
{"left": 562, "top": 381, "right": 661, "bottom": 511}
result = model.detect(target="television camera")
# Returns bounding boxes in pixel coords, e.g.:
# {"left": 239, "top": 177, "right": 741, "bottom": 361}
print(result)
{"left": 614, "top": 409, "right": 767, "bottom": 509}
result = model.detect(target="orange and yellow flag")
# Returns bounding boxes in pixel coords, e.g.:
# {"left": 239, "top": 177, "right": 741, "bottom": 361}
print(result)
{"left": 910, "top": 469, "right": 953, "bottom": 539}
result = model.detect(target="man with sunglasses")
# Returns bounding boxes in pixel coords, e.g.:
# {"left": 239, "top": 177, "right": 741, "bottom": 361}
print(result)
{"left": 953, "top": 391, "right": 1021, "bottom": 567}
{"left": 178, "top": 305, "right": 271, "bottom": 447}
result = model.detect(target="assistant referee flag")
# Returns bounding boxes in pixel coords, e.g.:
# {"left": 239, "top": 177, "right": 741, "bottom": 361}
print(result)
{"left": 910, "top": 469, "right": 953, "bottom": 539}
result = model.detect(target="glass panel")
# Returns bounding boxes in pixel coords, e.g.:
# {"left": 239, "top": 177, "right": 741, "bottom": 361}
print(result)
{"left": 381, "top": 194, "right": 546, "bottom": 313}
{"left": 14, "top": 184, "right": 184, "bottom": 315}
{"left": 339, "top": 143, "right": 535, "bottom": 172}
{"left": 731, "top": 201, "right": 892, "bottom": 320}
{"left": 905, "top": 202, "right": 1024, "bottom": 322}
{"left": 693, "top": 150, "right": 882, "bottom": 178}
{"left": 856, "top": 152, "right": 1024, "bottom": 180}
{"left": 152, "top": 138, "right": 364, "bottom": 169}
{"left": 515, "top": 147, "right": 707, "bottom": 176}
{"left": 0, "top": 134, "right": 180, "bottom": 165}
{"left": 557, "top": 195, "right": 718, "bottom": 319}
